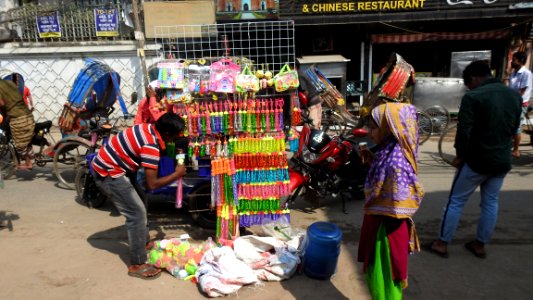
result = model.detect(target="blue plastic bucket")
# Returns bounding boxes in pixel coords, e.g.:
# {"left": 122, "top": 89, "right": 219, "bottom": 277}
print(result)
{"left": 304, "top": 222, "right": 343, "bottom": 279}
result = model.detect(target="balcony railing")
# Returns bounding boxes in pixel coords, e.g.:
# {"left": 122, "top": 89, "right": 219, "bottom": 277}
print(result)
{"left": 2, "top": 3, "right": 135, "bottom": 44}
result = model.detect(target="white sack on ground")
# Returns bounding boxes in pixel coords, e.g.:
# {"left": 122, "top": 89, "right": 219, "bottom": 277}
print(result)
{"left": 233, "top": 235, "right": 302, "bottom": 281}
{"left": 196, "top": 246, "right": 259, "bottom": 298}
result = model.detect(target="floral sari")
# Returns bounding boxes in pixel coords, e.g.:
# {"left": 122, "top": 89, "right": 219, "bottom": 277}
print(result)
{"left": 358, "top": 103, "right": 424, "bottom": 299}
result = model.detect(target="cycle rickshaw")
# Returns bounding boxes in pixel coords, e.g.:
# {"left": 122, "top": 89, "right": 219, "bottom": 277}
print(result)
{"left": 52, "top": 58, "right": 129, "bottom": 189}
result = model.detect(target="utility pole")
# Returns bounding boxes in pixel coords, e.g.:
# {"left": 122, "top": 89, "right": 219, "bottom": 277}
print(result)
{"left": 131, "top": 0, "right": 150, "bottom": 88}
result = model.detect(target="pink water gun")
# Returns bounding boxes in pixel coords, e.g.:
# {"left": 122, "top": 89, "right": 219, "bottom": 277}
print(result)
{"left": 175, "top": 150, "right": 186, "bottom": 208}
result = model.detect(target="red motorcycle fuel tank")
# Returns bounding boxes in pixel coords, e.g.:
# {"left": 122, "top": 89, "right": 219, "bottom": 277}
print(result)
{"left": 303, "top": 128, "right": 332, "bottom": 153}
{"left": 288, "top": 168, "right": 309, "bottom": 193}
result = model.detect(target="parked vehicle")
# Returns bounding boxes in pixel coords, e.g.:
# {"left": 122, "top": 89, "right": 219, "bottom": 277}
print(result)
{"left": 54, "top": 58, "right": 130, "bottom": 189}
{"left": 286, "top": 112, "right": 369, "bottom": 213}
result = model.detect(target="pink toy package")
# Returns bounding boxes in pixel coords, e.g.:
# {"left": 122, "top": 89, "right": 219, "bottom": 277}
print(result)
{"left": 209, "top": 58, "right": 241, "bottom": 93}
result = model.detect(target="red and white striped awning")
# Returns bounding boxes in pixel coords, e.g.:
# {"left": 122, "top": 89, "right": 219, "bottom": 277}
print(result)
{"left": 371, "top": 30, "right": 510, "bottom": 44}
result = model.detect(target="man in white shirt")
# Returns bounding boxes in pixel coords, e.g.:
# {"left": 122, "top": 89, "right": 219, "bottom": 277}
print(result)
{"left": 509, "top": 51, "right": 532, "bottom": 157}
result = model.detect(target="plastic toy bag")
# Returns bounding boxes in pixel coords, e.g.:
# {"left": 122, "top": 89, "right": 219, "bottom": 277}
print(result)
{"left": 235, "top": 65, "right": 260, "bottom": 93}
{"left": 166, "top": 89, "right": 192, "bottom": 104}
{"left": 157, "top": 60, "right": 186, "bottom": 89}
{"left": 187, "top": 61, "right": 211, "bottom": 95}
{"left": 209, "top": 58, "right": 241, "bottom": 93}
{"left": 273, "top": 64, "right": 299, "bottom": 92}
{"left": 148, "top": 236, "right": 218, "bottom": 278}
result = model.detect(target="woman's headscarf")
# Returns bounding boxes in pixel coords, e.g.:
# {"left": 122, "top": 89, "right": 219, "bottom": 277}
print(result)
{"left": 364, "top": 102, "right": 424, "bottom": 218}
{"left": 0, "top": 79, "right": 21, "bottom": 103}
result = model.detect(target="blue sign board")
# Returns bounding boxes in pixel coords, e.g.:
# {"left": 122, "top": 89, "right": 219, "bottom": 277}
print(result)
{"left": 36, "top": 11, "right": 61, "bottom": 38}
{"left": 94, "top": 8, "right": 119, "bottom": 37}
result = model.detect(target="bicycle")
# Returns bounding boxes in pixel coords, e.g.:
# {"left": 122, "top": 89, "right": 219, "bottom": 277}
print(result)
{"left": 424, "top": 105, "right": 451, "bottom": 136}
{"left": 417, "top": 109, "right": 433, "bottom": 145}
{"left": 438, "top": 122, "right": 457, "bottom": 165}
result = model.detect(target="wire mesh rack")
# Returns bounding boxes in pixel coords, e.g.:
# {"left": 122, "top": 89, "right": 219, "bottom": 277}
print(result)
{"left": 153, "top": 20, "right": 296, "bottom": 74}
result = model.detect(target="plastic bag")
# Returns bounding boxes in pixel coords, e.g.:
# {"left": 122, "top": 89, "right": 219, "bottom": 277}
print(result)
{"left": 187, "top": 61, "right": 211, "bottom": 95}
{"left": 197, "top": 246, "right": 259, "bottom": 297}
{"left": 235, "top": 65, "right": 260, "bottom": 93}
{"left": 273, "top": 64, "right": 299, "bottom": 92}
{"left": 233, "top": 235, "right": 301, "bottom": 281}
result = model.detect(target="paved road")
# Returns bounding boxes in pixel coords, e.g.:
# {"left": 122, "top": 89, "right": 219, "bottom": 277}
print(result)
{"left": 0, "top": 135, "right": 532, "bottom": 299}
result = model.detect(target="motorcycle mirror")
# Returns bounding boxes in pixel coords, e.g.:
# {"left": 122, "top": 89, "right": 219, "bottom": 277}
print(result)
{"left": 298, "top": 91, "right": 308, "bottom": 108}
{"left": 131, "top": 92, "right": 138, "bottom": 105}
{"left": 352, "top": 128, "right": 368, "bottom": 137}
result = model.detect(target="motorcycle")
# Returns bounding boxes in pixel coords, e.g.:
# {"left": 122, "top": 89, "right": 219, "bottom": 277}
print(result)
{"left": 286, "top": 109, "right": 370, "bottom": 213}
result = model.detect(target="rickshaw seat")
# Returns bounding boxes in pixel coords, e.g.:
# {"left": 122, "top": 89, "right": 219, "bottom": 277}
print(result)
{"left": 34, "top": 120, "right": 53, "bottom": 133}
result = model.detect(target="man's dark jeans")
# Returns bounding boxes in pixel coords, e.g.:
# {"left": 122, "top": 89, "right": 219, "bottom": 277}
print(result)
{"left": 94, "top": 175, "right": 148, "bottom": 265}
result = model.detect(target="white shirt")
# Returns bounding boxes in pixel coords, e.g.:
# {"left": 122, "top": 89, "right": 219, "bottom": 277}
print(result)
{"left": 510, "top": 66, "right": 533, "bottom": 104}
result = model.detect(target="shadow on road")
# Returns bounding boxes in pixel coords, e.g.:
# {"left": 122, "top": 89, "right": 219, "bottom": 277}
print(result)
{"left": 0, "top": 210, "right": 19, "bottom": 231}
{"left": 280, "top": 274, "right": 350, "bottom": 299}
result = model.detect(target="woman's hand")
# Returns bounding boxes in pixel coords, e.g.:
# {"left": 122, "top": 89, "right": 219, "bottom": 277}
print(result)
{"left": 357, "top": 143, "right": 374, "bottom": 165}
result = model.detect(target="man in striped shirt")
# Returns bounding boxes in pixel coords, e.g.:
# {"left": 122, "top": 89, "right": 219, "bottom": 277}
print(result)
{"left": 92, "top": 112, "right": 186, "bottom": 280}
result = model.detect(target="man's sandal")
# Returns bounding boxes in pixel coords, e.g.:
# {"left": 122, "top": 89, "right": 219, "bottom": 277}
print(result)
{"left": 128, "top": 265, "right": 161, "bottom": 280}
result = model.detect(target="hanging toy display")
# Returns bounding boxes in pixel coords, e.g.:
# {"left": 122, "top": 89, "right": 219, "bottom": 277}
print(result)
{"left": 182, "top": 98, "right": 285, "bottom": 137}
{"left": 151, "top": 54, "right": 298, "bottom": 241}
{"left": 232, "top": 134, "right": 291, "bottom": 227}
{"left": 291, "top": 92, "right": 302, "bottom": 126}
{"left": 211, "top": 157, "right": 239, "bottom": 240}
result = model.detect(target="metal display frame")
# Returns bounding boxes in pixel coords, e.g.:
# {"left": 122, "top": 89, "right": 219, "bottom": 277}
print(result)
{"left": 153, "top": 20, "right": 297, "bottom": 76}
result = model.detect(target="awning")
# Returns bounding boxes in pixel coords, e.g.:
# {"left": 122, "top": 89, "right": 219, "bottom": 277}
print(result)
{"left": 371, "top": 30, "right": 511, "bottom": 44}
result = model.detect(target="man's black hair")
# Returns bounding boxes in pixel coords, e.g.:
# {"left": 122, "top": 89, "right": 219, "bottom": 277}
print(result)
{"left": 155, "top": 112, "right": 185, "bottom": 137}
{"left": 155, "top": 88, "right": 166, "bottom": 101}
{"left": 462, "top": 60, "right": 491, "bottom": 86}
{"left": 513, "top": 51, "right": 527, "bottom": 64}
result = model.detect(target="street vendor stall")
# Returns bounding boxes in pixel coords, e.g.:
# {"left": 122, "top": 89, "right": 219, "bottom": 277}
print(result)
{"left": 150, "top": 21, "right": 297, "bottom": 241}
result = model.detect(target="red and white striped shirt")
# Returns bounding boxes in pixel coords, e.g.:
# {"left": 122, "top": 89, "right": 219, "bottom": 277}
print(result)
{"left": 92, "top": 124, "right": 166, "bottom": 178}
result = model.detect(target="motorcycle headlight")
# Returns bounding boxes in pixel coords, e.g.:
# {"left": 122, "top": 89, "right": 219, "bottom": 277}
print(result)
{"left": 301, "top": 143, "right": 319, "bottom": 164}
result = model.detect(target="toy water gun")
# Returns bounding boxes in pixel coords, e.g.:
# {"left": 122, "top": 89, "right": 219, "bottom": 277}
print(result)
{"left": 176, "top": 150, "right": 186, "bottom": 208}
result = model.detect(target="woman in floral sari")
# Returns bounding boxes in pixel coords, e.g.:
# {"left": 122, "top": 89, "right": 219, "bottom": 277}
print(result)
{"left": 357, "top": 102, "right": 425, "bottom": 300}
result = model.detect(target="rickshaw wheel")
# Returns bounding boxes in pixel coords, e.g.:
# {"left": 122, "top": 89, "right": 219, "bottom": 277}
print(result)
{"left": 188, "top": 182, "right": 216, "bottom": 229}
{"left": 53, "top": 141, "right": 91, "bottom": 190}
